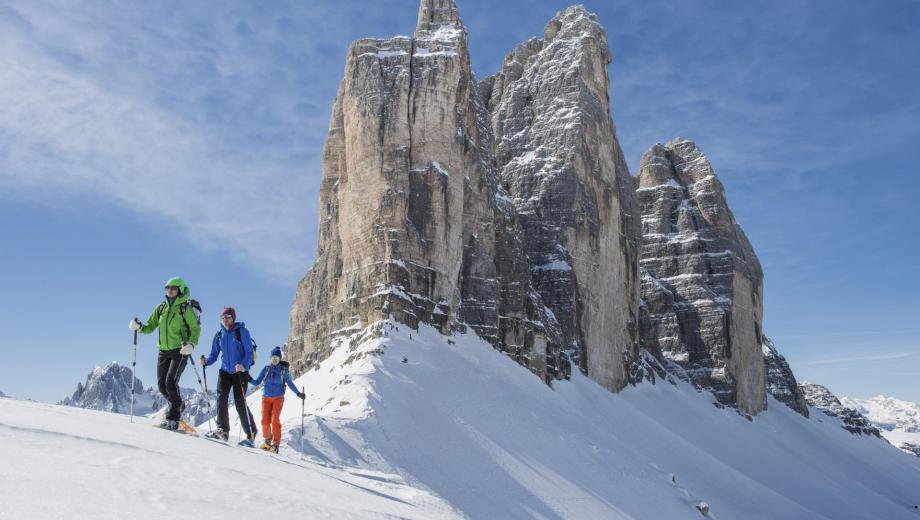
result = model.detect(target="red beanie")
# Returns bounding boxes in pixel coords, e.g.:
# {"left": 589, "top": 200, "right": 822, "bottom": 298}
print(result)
{"left": 221, "top": 307, "right": 236, "bottom": 321}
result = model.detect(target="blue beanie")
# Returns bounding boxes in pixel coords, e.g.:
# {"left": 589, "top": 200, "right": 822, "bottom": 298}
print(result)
{"left": 271, "top": 346, "right": 282, "bottom": 358}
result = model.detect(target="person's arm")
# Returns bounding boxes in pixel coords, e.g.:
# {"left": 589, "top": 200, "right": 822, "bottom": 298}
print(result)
{"left": 250, "top": 366, "right": 267, "bottom": 387}
{"left": 205, "top": 333, "right": 220, "bottom": 367}
{"left": 284, "top": 370, "right": 303, "bottom": 398}
{"left": 239, "top": 327, "right": 254, "bottom": 369}
{"left": 139, "top": 305, "right": 161, "bottom": 334}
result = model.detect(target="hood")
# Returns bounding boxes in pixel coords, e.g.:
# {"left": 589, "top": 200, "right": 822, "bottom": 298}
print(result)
{"left": 223, "top": 321, "right": 244, "bottom": 332}
{"left": 164, "top": 276, "right": 190, "bottom": 304}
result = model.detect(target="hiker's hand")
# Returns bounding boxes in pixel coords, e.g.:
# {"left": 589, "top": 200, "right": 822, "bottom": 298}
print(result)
{"left": 298, "top": 392, "right": 306, "bottom": 400}
{"left": 199, "top": 355, "right": 207, "bottom": 366}
{"left": 180, "top": 342, "right": 195, "bottom": 355}
{"left": 235, "top": 363, "right": 245, "bottom": 373}
{"left": 129, "top": 318, "right": 143, "bottom": 331}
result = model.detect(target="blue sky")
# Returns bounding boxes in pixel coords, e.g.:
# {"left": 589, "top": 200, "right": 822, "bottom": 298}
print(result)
{"left": 1, "top": 0, "right": 917, "bottom": 404}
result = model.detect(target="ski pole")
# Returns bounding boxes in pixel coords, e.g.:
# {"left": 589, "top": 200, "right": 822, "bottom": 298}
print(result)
{"left": 130, "top": 330, "right": 137, "bottom": 423}
{"left": 300, "top": 385, "right": 305, "bottom": 461}
{"left": 188, "top": 356, "right": 212, "bottom": 433}
{"left": 202, "top": 361, "right": 213, "bottom": 433}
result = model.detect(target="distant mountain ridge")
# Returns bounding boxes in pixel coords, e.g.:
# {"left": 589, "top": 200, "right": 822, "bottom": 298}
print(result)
{"left": 843, "top": 395, "right": 920, "bottom": 457}
{"left": 60, "top": 362, "right": 215, "bottom": 425}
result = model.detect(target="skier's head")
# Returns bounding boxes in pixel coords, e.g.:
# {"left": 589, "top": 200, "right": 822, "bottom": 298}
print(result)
{"left": 164, "top": 276, "right": 187, "bottom": 299}
{"left": 220, "top": 307, "right": 236, "bottom": 328}
{"left": 271, "top": 346, "right": 282, "bottom": 365}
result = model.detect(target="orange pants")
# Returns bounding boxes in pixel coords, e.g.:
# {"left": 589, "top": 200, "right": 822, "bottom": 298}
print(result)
{"left": 261, "top": 396, "right": 285, "bottom": 446}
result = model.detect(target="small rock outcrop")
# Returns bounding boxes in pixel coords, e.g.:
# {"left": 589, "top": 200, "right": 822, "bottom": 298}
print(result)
{"left": 485, "top": 5, "right": 640, "bottom": 392}
{"left": 763, "top": 336, "right": 809, "bottom": 417}
{"left": 800, "top": 382, "right": 882, "bottom": 437}
{"left": 637, "top": 139, "right": 766, "bottom": 415}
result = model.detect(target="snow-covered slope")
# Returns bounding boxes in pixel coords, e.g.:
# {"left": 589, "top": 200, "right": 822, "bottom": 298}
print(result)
{"left": 843, "top": 395, "right": 920, "bottom": 457}
{"left": 0, "top": 397, "right": 459, "bottom": 519}
{"left": 221, "top": 321, "right": 920, "bottom": 519}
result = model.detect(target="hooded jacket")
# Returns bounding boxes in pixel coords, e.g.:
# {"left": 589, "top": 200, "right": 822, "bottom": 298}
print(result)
{"left": 204, "top": 322, "right": 254, "bottom": 374}
{"left": 251, "top": 347, "right": 300, "bottom": 398}
{"left": 139, "top": 277, "right": 201, "bottom": 351}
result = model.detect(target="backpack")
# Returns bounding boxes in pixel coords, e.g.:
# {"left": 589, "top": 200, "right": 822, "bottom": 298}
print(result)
{"left": 157, "top": 299, "right": 201, "bottom": 341}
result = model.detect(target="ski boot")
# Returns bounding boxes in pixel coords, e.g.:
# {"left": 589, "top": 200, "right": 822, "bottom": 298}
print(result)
{"left": 238, "top": 438, "right": 255, "bottom": 448}
{"left": 206, "top": 428, "right": 229, "bottom": 441}
{"left": 269, "top": 444, "right": 279, "bottom": 454}
{"left": 259, "top": 441, "right": 272, "bottom": 451}
{"left": 159, "top": 420, "right": 179, "bottom": 431}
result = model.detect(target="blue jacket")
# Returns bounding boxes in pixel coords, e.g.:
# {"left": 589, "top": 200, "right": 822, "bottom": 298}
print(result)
{"left": 204, "top": 322, "right": 253, "bottom": 374}
{"left": 250, "top": 362, "right": 300, "bottom": 398}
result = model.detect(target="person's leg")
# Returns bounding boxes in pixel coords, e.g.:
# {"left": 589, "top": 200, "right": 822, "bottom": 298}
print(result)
{"left": 231, "top": 373, "right": 252, "bottom": 437}
{"left": 242, "top": 380, "right": 257, "bottom": 437}
{"left": 216, "top": 370, "right": 232, "bottom": 432}
{"left": 156, "top": 351, "right": 171, "bottom": 399}
{"left": 165, "top": 352, "right": 188, "bottom": 421}
{"left": 261, "top": 398, "right": 272, "bottom": 444}
{"left": 271, "top": 397, "right": 284, "bottom": 446}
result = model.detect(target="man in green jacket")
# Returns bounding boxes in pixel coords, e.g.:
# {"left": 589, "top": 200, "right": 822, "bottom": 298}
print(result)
{"left": 129, "top": 276, "right": 201, "bottom": 430}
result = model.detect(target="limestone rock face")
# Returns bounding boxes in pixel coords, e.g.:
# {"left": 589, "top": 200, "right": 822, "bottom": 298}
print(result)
{"left": 800, "top": 382, "right": 882, "bottom": 437}
{"left": 637, "top": 139, "right": 766, "bottom": 415}
{"left": 486, "top": 5, "right": 641, "bottom": 392}
{"left": 288, "top": 0, "right": 568, "bottom": 382}
{"left": 762, "top": 336, "right": 809, "bottom": 417}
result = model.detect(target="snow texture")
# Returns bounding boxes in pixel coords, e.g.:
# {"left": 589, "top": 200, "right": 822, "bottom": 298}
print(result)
{"left": 215, "top": 321, "right": 920, "bottom": 519}
{"left": 0, "top": 398, "right": 458, "bottom": 519}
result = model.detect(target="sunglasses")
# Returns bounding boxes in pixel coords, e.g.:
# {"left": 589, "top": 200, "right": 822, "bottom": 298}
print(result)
{"left": 164, "top": 286, "right": 179, "bottom": 290}
{"left": 221, "top": 315, "right": 233, "bottom": 320}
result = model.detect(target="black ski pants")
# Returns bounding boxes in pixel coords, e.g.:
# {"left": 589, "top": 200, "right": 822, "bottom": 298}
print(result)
{"left": 216, "top": 370, "right": 253, "bottom": 437}
{"left": 157, "top": 349, "right": 188, "bottom": 421}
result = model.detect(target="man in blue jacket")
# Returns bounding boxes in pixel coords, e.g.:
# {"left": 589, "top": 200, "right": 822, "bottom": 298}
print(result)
{"left": 200, "top": 307, "right": 256, "bottom": 445}
{"left": 250, "top": 346, "right": 305, "bottom": 453}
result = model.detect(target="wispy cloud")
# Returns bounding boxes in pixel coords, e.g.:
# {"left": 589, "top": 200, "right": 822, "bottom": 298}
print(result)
{"left": 0, "top": 0, "right": 409, "bottom": 282}
{"left": 798, "top": 352, "right": 918, "bottom": 367}
{"left": 771, "top": 330, "right": 920, "bottom": 340}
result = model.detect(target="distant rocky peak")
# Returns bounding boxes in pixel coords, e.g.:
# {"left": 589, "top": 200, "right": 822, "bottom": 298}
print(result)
{"left": 416, "top": 0, "right": 463, "bottom": 33}
{"left": 800, "top": 382, "right": 882, "bottom": 437}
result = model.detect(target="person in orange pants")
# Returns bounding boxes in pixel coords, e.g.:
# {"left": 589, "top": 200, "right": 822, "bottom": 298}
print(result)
{"left": 249, "top": 346, "right": 304, "bottom": 453}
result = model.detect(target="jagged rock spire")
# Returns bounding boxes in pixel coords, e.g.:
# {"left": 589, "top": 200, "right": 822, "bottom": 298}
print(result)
{"left": 638, "top": 138, "right": 766, "bottom": 416}
{"left": 488, "top": 4, "right": 640, "bottom": 393}
{"left": 416, "top": 0, "right": 463, "bottom": 33}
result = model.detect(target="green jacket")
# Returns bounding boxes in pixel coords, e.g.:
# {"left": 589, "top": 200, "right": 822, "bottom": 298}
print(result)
{"left": 140, "top": 277, "right": 201, "bottom": 351}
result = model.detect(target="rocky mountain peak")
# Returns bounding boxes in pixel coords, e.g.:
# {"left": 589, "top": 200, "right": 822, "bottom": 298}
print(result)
{"left": 638, "top": 139, "right": 766, "bottom": 415}
{"left": 416, "top": 0, "right": 463, "bottom": 33}
{"left": 542, "top": 4, "right": 610, "bottom": 60}
{"left": 801, "top": 382, "right": 882, "bottom": 437}
{"left": 60, "top": 362, "right": 144, "bottom": 414}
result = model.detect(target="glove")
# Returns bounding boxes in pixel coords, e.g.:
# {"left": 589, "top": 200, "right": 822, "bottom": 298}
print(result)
{"left": 298, "top": 392, "right": 306, "bottom": 400}
{"left": 179, "top": 342, "right": 195, "bottom": 355}
{"left": 199, "top": 355, "right": 207, "bottom": 366}
{"left": 128, "top": 318, "right": 143, "bottom": 331}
